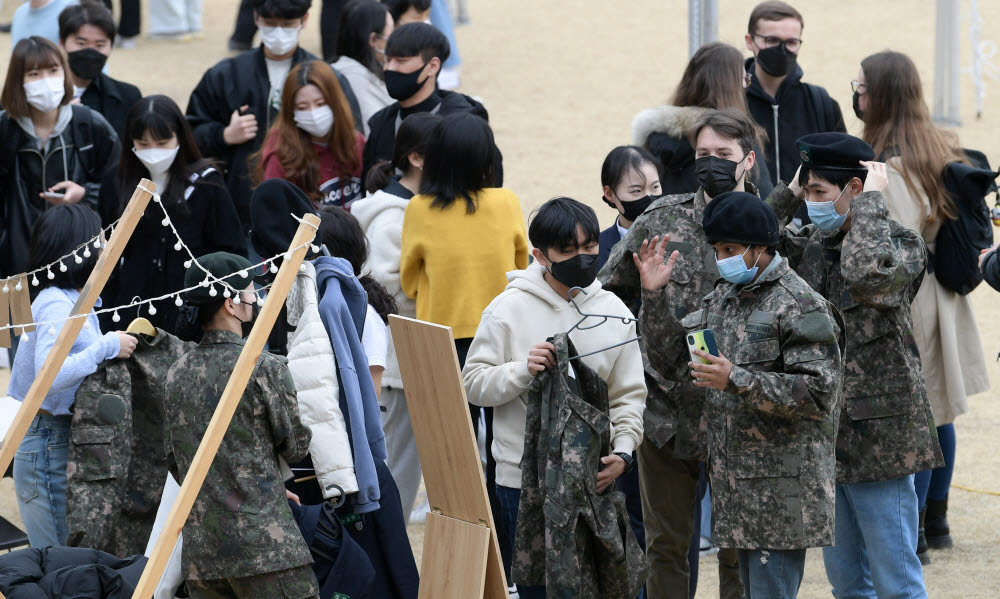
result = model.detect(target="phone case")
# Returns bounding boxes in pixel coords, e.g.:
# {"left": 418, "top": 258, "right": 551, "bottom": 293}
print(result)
{"left": 687, "top": 329, "right": 719, "bottom": 365}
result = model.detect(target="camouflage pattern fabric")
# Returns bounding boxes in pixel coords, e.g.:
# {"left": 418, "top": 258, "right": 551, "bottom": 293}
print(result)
{"left": 640, "top": 258, "right": 843, "bottom": 550}
{"left": 185, "top": 563, "right": 320, "bottom": 599}
{"left": 66, "top": 329, "right": 194, "bottom": 557}
{"left": 513, "top": 334, "right": 647, "bottom": 598}
{"left": 163, "top": 329, "right": 313, "bottom": 581}
{"left": 768, "top": 183, "right": 944, "bottom": 483}
{"left": 599, "top": 185, "right": 758, "bottom": 460}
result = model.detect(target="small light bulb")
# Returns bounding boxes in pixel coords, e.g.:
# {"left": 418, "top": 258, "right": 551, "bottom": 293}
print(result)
{"left": 174, "top": 241, "right": 183, "bottom": 251}
{"left": 201, "top": 278, "right": 210, "bottom": 287}
{"left": 112, "top": 311, "right": 121, "bottom": 323}
{"left": 15, "top": 281, "right": 23, "bottom": 292}
{"left": 209, "top": 286, "right": 218, "bottom": 297}
{"left": 161, "top": 217, "right": 170, "bottom": 227}
{"left": 283, "top": 252, "right": 292, "bottom": 261}
{"left": 59, "top": 261, "right": 67, "bottom": 273}
{"left": 299, "top": 263, "right": 306, "bottom": 272}
{"left": 1, "top": 283, "right": 8, "bottom": 294}
{"left": 94, "top": 239, "right": 102, "bottom": 249}
{"left": 148, "top": 303, "right": 157, "bottom": 316}
{"left": 31, "top": 275, "right": 39, "bottom": 287}
{"left": 223, "top": 289, "right": 231, "bottom": 298}
{"left": 21, "top": 332, "right": 29, "bottom": 342}
{"left": 310, "top": 244, "right": 320, "bottom": 253}
{"left": 239, "top": 270, "right": 248, "bottom": 279}
{"left": 47, "top": 269, "right": 55, "bottom": 280}
{"left": 233, "top": 295, "right": 241, "bottom": 305}
{"left": 269, "top": 264, "right": 278, "bottom": 274}
{"left": 184, "top": 260, "right": 193, "bottom": 269}
{"left": 48, "top": 326, "right": 56, "bottom": 336}
{"left": 74, "top": 253, "right": 83, "bottom": 264}
{"left": 83, "top": 248, "right": 91, "bottom": 258}
{"left": 83, "top": 321, "right": 91, "bottom": 330}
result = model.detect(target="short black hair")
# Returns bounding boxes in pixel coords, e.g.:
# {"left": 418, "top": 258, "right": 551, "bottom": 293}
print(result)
{"left": 382, "top": 0, "right": 431, "bottom": 22}
{"left": 196, "top": 297, "right": 227, "bottom": 327}
{"left": 798, "top": 167, "right": 868, "bottom": 189}
{"left": 528, "top": 197, "right": 600, "bottom": 253}
{"left": 27, "top": 205, "right": 103, "bottom": 293}
{"left": 420, "top": 112, "right": 495, "bottom": 214}
{"left": 253, "top": 0, "right": 311, "bottom": 19}
{"left": 385, "top": 22, "right": 449, "bottom": 63}
{"left": 59, "top": 1, "right": 116, "bottom": 43}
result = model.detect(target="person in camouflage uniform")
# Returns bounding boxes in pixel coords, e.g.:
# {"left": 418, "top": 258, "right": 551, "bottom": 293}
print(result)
{"left": 66, "top": 328, "right": 193, "bottom": 558}
{"left": 599, "top": 109, "right": 762, "bottom": 599}
{"left": 633, "top": 192, "right": 843, "bottom": 598}
{"left": 163, "top": 252, "right": 318, "bottom": 599}
{"left": 767, "top": 133, "right": 942, "bottom": 599}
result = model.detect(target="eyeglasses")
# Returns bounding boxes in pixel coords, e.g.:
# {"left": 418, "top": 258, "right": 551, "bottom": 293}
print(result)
{"left": 743, "top": 71, "right": 753, "bottom": 87}
{"left": 850, "top": 80, "right": 867, "bottom": 93}
{"left": 751, "top": 33, "right": 802, "bottom": 53}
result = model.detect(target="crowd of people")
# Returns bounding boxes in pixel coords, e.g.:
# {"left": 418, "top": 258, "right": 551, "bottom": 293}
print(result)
{"left": 0, "top": 0, "right": 996, "bottom": 598}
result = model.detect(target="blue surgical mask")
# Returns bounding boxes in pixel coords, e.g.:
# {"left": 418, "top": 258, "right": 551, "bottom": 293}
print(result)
{"left": 716, "top": 246, "right": 760, "bottom": 285}
{"left": 806, "top": 185, "right": 851, "bottom": 230}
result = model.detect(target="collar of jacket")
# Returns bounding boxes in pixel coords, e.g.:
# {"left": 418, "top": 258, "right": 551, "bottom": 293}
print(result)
{"left": 84, "top": 73, "right": 121, "bottom": 103}
{"left": 744, "top": 56, "right": 805, "bottom": 102}
{"left": 735, "top": 254, "right": 788, "bottom": 297}
{"left": 199, "top": 328, "right": 245, "bottom": 346}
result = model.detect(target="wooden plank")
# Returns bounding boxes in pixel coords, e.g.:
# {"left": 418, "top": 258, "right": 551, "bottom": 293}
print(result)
{"left": 0, "top": 284, "right": 9, "bottom": 349}
{"left": 0, "top": 180, "right": 154, "bottom": 476}
{"left": 9, "top": 276, "right": 34, "bottom": 335}
{"left": 130, "top": 213, "right": 320, "bottom": 599}
{"left": 389, "top": 315, "right": 509, "bottom": 599}
{"left": 419, "top": 512, "right": 490, "bottom": 599}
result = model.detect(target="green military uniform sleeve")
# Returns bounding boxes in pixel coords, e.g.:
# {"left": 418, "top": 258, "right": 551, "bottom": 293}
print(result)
{"left": 257, "top": 356, "right": 312, "bottom": 465}
{"left": 726, "top": 303, "right": 842, "bottom": 422}
{"left": 638, "top": 287, "right": 702, "bottom": 384}
{"left": 840, "top": 191, "right": 926, "bottom": 309}
{"left": 765, "top": 182, "right": 812, "bottom": 271}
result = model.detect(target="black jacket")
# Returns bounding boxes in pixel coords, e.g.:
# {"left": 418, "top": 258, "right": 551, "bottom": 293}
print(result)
{"left": 632, "top": 104, "right": 774, "bottom": 198}
{"left": 80, "top": 73, "right": 141, "bottom": 143}
{"left": 598, "top": 223, "right": 623, "bottom": 269}
{"left": 0, "top": 546, "right": 147, "bottom": 599}
{"left": 185, "top": 46, "right": 364, "bottom": 223}
{"left": 0, "top": 105, "right": 120, "bottom": 277}
{"left": 981, "top": 249, "right": 1000, "bottom": 292}
{"left": 361, "top": 89, "right": 503, "bottom": 186}
{"left": 744, "top": 57, "right": 846, "bottom": 185}
{"left": 96, "top": 166, "right": 245, "bottom": 338}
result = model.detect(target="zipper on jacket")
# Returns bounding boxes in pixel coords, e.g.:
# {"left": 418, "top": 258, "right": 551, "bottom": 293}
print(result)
{"left": 772, "top": 104, "right": 780, "bottom": 183}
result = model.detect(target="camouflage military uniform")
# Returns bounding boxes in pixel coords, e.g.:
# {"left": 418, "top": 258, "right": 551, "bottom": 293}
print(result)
{"left": 513, "top": 334, "right": 647, "bottom": 599}
{"left": 768, "top": 183, "right": 944, "bottom": 483}
{"left": 66, "top": 329, "right": 194, "bottom": 558}
{"left": 639, "top": 257, "right": 843, "bottom": 550}
{"left": 163, "top": 329, "right": 317, "bottom": 597}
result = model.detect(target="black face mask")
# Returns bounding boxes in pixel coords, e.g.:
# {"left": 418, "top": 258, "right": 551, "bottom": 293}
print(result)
{"left": 67, "top": 48, "right": 108, "bottom": 81}
{"left": 384, "top": 64, "right": 429, "bottom": 101}
{"left": 755, "top": 44, "right": 798, "bottom": 77}
{"left": 618, "top": 194, "right": 655, "bottom": 223}
{"left": 695, "top": 156, "right": 744, "bottom": 198}
{"left": 852, "top": 91, "right": 864, "bottom": 121}
{"left": 236, "top": 301, "right": 260, "bottom": 338}
{"left": 547, "top": 252, "right": 600, "bottom": 290}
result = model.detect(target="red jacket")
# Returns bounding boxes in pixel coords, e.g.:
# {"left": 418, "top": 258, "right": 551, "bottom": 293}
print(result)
{"left": 262, "top": 130, "right": 366, "bottom": 209}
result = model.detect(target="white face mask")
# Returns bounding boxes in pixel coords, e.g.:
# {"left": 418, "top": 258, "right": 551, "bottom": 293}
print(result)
{"left": 294, "top": 106, "right": 334, "bottom": 138}
{"left": 259, "top": 25, "right": 300, "bottom": 56}
{"left": 133, "top": 146, "right": 179, "bottom": 177}
{"left": 23, "top": 76, "right": 66, "bottom": 113}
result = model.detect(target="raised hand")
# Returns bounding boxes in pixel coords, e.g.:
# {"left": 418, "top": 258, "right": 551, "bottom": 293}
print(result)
{"left": 632, "top": 234, "right": 679, "bottom": 292}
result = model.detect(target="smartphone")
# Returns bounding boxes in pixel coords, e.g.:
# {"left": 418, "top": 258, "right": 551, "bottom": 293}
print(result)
{"left": 42, "top": 191, "right": 65, "bottom": 200}
{"left": 687, "top": 329, "right": 719, "bottom": 365}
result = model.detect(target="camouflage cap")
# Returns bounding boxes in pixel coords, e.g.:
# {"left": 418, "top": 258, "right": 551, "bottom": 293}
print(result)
{"left": 183, "top": 252, "right": 255, "bottom": 305}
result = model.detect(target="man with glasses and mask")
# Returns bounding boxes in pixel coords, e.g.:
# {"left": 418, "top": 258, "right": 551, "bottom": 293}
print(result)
{"left": 744, "top": 1, "right": 845, "bottom": 219}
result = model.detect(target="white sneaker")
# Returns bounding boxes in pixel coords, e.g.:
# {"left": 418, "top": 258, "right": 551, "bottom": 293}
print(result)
{"left": 699, "top": 536, "right": 719, "bottom": 557}
{"left": 438, "top": 66, "right": 461, "bottom": 91}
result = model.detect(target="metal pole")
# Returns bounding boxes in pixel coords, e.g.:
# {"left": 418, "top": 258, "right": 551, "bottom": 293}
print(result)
{"left": 933, "top": 0, "right": 962, "bottom": 125}
{"left": 689, "top": 0, "right": 718, "bottom": 58}
{"left": 689, "top": 0, "right": 702, "bottom": 57}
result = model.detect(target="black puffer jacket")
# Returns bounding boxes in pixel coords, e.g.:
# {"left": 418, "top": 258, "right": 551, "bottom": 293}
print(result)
{"left": 631, "top": 104, "right": 774, "bottom": 197}
{"left": 0, "top": 546, "right": 147, "bottom": 599}
{"left": 0, "top": 104, "right": 120, "bottom": 277}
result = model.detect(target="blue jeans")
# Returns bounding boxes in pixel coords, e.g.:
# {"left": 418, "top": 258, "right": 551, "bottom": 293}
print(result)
{"left": 822, "top": 476, "right": 928, "bottom": 599}
{"left": 914, "top": 423, "right": 955, "bottom": 508}
{"left": 430, "top": 0, "right": 461, "bottom": 68}
{"left": 495, "top": 485, "right": 546, "bottom": 598}
{"left": 13, "top": 413, "right": 71, "bottom": 548}
{"left": 736, "top": 548, "right": 806, "bottom": 598}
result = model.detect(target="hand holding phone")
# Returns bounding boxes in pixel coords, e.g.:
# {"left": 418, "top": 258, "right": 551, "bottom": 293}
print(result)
{"left": 687, "top": 329, "right": 719, "bottom": 365}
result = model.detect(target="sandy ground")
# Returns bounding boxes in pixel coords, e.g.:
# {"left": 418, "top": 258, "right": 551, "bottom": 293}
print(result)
{"left": 2, "top": 0, "right": 1000, "bottom": 596}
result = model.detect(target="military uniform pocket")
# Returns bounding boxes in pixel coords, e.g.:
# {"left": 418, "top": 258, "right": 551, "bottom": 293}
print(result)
{"left": 70, "top": 426, "right": 118, "bottom": 482}
{"left": 732, "top": 451, "right": 801, "bottom": 479}
{"left": 845, "top": 381, "right": 911, "bottom": 421}
{"left": 543, "top": 496, "right": 572, "bottom": 527}
{"left": 277, "top": 565, "right": 320, "bottom": 599}
{"left": 732, "top": 338, "right": 781, "bottom": 365}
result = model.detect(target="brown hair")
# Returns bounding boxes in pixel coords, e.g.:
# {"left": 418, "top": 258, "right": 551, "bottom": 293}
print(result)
{"left": 688, "top": 109, "right": 758, "bottom": 156}
{"left": 748, "top": 1, "right": 804, "bottom": 34}
{"left": 1, "top": 37, "right": 73, "bottom": 119}
{"left": 671, "top": 42, "right": 747, "bottom": 112}
{"left": 860, "top": 51, "right": 965, "bottom": 222}
{"left": 252, "top": 60, "right": 359, "bottom": 204}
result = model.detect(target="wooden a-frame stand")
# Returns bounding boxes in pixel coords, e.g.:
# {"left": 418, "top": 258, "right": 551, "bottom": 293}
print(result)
{"left": 390, "top": 316, "right": 509, "bottom": 599}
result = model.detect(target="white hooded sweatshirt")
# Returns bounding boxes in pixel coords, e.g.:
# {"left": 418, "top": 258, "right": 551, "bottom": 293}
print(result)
{"left": 462, "top": 262, "right": 646, "bottom": 489}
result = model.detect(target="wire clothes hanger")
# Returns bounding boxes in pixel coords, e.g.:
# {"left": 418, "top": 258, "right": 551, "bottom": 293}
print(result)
{"left": 564, "top": 287, "right": 641, "bottom": 361}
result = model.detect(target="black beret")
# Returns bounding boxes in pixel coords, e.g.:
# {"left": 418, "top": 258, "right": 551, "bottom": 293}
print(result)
{"left": 703, "top": 191, "right": 780, "bottom": 246}
{"left": 183, "top": 252, "right": 255, "bottom": 305}
{"left": 249, "top": 179, "right": 317, "bottom": 260}
{"left": 796, "top": 132, "right": 875, "bottom": 173}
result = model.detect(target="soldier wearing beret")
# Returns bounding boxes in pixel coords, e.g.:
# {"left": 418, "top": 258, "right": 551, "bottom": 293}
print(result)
{"left": 633, "top": 192, "right": 843, "bottom": 598}
{"left": 767, "top": 132, "right": 942, "bottom": 598}
{"left": 599, "top": 108, "right": 762, "bottom": 598}
{"left": 162, "top": 252, "right": 318, "bottom": 599}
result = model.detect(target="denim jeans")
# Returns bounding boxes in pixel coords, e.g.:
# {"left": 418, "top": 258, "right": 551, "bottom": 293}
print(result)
{"left": 430, "top": 0, "right": 462, "bottom": 68}
{"left": 13, "top": 413, "right": 72, "bottom": 547}
{"left": 495, "top": 485, "right": 546, "bottom": 599}
{"left": 914, "top": 423, "right": 956, "bottom": 508}
{"left": 736, "top": 548, "right": 806, "bottom": 598}
{"left": 822, "top": 476, "right": 928, "bottom": 599}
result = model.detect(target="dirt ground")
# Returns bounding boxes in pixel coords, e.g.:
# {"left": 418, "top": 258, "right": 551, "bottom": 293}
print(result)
{"left": 2, "top": 0, "right": 1000, "bottom": 596}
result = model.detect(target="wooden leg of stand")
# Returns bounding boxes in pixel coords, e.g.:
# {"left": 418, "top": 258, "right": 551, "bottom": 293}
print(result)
{"left": 419, "top": 512, "right": 491, "bottom": 599}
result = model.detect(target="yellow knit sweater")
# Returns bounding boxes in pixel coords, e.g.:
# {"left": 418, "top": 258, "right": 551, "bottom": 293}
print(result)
{"left": 400, "top": 188, "right": 528, "bottom": 339}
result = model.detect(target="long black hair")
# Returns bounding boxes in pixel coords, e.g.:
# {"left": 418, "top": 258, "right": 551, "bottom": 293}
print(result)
{"left": 419, "top": 112, "right": 496, "bottom": 214}
{"left": 318, "top": 207, "right": 397, "bottom": 322}
{"left": 27, "top": 204, "right": 102, "bottom": 293}
{"left": 117, "top": 95, "right": 214, "bottom": 216}
{"left": 334, "top": 0, "right": 390, "bottom": 75}
{"left": 365, "top": 112, "right": 441, "bottom": 193}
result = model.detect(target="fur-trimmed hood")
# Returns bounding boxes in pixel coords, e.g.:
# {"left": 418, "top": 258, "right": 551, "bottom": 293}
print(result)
{"left": 631, "top": 105, "right": 709, "bottom": 146}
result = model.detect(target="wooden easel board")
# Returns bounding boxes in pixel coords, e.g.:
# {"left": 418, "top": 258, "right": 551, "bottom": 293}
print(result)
{"left": 389, "top": 315, "right": 508, "bottom": 599}
{"left": 420, "top": 512, "right": 490, "bottom": 599}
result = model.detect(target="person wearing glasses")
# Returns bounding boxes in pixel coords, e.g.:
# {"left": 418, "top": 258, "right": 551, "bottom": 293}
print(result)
{"left": 744, "top": 1, "right": 845, "bottom": 213}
